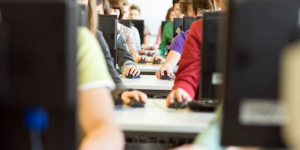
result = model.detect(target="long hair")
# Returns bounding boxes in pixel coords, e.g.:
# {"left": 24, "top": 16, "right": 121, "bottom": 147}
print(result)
{"left": 88, "top": 0, "right": 98, "bottom": 35}
{"left": 97, "top": 0, "right": 111, "bottom": 15}
{"left": 165, "top": 7, "right": 174, "bottom": 21}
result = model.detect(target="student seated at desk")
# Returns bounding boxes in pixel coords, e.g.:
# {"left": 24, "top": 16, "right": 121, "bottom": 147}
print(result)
{"left": 121, "top": 0, "right": 142, "bottom": 51}
{"left": 108, "top": 0, "right": 146, "bottom": 63}
{"left": 150, "top": 0, "right": 183, "bottom": 57}
{"left": 90, "top": 0, "right": 148, "bottom": 104}
{"left": 154, "top": 0, "right": 216, "bottom": 79}
{"left": 144, "top": 7, "right": 175, "bottom": 50}
{"left": 129, "top": 4, "right": 151, "bottom": 47}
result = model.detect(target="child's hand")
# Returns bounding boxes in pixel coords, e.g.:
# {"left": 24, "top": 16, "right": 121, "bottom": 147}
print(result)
{"left": 166, "top": 88, "right": 192, "bottom": 108}
{"left": 123, "top": 66, "right": 140, "bottom": 76}
{"left": 121, "top": 90, "right": 148, "bottom": 104}
{"left": 155, "top": 66, "right": 175, "bottom": 79}
{"left": 134, "top": 55, "right": 147, "bottom": 63}
{"left": 149, "top": 50, "right": 161, "bottom": 56}
{"left": 151, "top": 56, "right": 165, "bottom": 64}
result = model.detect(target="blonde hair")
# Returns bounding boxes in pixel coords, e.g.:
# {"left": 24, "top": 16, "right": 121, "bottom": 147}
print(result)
{"left": 123, "top": 0, "right": 129, "bottom": 6}
{"left": 88, "top": 0, "right": 98, "bottom": 35}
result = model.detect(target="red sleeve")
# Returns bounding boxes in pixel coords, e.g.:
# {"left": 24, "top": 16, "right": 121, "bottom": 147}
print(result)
{"left": 172, "top": 20, "right": 203, "bottom": 99}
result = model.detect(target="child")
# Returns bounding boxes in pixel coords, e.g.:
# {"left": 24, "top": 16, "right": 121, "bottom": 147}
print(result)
{"left": 129, "top": 4, "right": 151, "bottom": 47}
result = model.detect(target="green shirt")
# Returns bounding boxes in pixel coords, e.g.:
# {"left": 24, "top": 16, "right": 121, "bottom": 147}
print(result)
{"left": 77, "top": 27, "right": 115, "bottom": 91}
{"left": 159, "top": 21, "right": 173, "bottom": 56}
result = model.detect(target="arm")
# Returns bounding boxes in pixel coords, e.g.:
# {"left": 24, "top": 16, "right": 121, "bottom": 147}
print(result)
{"left": 152, "top": 26, "right": 162, "bottom": 50}
{"left": 122, "top": 26, "right": 139, "bottom": 58}
{"left": 158, "top": 22, "right": 173, "bottom": 56}
{"left": 78, "top": 87, "right": 124, "bottom": 150}
{"left": 96, "top": 31, "right": 125, "bottom": 88}
{"left": 172, "top": 20, "right": 203, "bottom": 99}
{"left": 131, "top": 27, "right": 142, "bottom": 50}
{"left": 117, "top": 32, "right": 140, "bottom": 76}
{"left": 77, "top": 27, "right": 124, "bottom": 150}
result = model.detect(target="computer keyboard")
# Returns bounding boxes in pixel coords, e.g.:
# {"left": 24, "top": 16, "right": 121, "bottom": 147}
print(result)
{"left": 188, "top": 99, "right": 220, "bottom": 112}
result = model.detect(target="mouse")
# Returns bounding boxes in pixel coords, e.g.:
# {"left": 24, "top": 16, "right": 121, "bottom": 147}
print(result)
{"left": 147, "top": 52, "right": 153, "bottom": 57}
{"left": 160, "top": 71, "right": 171, "bottom": 80}
{"left": 152, "top": 59, "right": 161, "bottom": 64}
{"left": 129, "top": 98, "right": 145, "bottom": 108}
{"left": 169, "top": 98, "right": 186, "bottom": 109}
{"left": 138, "top": 59, "right": 147, "bottom": 64}
{"left": 125, "top": 74, "right": 140, "bottom": 79}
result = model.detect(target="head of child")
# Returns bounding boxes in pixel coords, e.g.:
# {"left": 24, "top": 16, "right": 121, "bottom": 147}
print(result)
{"left": 180, "top": 0, "right": 195, "bottom": 17}
{"left": 108, "top": 0, "right": 124, "bottom": 20}
{"left": 192, "top": 0, "right": 226, "bottom": 17}
{"left": 96, "top": 0, "right": 111, "bottom": 15}
{"left": 122, "top": 0, "right": 130, "bottom": 19}
{"left": 129, "top": 4, "right": 141, "bottom": 20}
{"left": 173, "top": 0, "right": 183, "bottom": 18}
{"left": 166, "top": 7, "right": 175, "bottom": 21}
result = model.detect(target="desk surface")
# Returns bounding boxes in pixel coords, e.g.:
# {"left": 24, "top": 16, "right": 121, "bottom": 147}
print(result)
{"left": 115, "top": 99, "right": 215, "bottom": 134}
{"left": 137, "top": 64, "right": 178, "bottom": 73}
{"left": 120, "top": 75, "right": 174, "bottom": 90}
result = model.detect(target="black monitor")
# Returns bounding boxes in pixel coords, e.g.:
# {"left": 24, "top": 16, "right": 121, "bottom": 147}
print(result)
{"left": 200, "top": 12, "right": 223, "bottom": 101}
{"left": 131, "top": 20, "right": 144, "bottom": 45}
{"left": 119, "top": 20, "right": 133, "bottom": 28}
{"left": 161, "top": 21, "right": 170, "bottom": 37}
{"left": 173, "top": 18, "right": 183, "bottom": 38}
{"left": 182, "top": 17, "right": 195, "bottom": 32}
{"left": 0, "top": 0, "right": 77, "bottom": 149}
{"left": 221, "top": 0, "right": 300, "bottom": 147}
{"left": 98, "top": 15, "right": 117, "bottom": 67}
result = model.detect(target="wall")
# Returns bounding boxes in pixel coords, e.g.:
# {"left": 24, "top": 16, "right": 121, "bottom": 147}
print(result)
{"left": 128, "top": 0, "right": 172, "bottom": 46}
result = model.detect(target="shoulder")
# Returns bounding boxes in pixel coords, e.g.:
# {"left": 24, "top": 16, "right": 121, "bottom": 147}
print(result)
{"left": 165, "top": 21, "right": 173, "bottom": 28}
{"left": 190, "top": 19, "right": 203, "bottom": 31}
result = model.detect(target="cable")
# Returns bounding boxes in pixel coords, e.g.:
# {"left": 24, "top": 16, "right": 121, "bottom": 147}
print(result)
{"left": 152, "top": 97, "right": 182, "bottom": 113}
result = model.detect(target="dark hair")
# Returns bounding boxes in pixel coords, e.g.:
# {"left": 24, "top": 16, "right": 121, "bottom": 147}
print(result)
{"left": 173, "top": 0, "right": 180, "bottom": 6}
{"left": 165, "top": 7, "right": 174, "bottom": 21}
{"left": 192, "top": 0, "right": 216, "bottom": 14}
{"left": 108, "top": 0, "right": 124, "bottom": 20}
{"left": 97, "top": 0, "right": 111, "bottom": 15}
{"left": 130, "top": 4, "right": 141, "bottom": 14}
{"left": 179, "top": 0, "right": 193, "bottom": 14}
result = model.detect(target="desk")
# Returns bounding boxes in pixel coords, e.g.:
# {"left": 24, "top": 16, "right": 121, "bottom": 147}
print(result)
{"left": 115, "top": 99, "right": 215, "bottom": 138}
{"left": 120, "top": 75, "right": 174, "bottom": 95}
{"left": 137, "top": 64, "right": 178, "bottom": 75}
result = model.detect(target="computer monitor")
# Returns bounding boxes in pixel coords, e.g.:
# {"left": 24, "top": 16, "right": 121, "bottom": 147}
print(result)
{"left": 0, "top": 1, "right": 77, "bottom": 149}
{"left": 200, "top": 12, "right": 223, "bottom": 101}
{"left": 119, "top": 20, "right": 133, "bottom": 28}
{"left": 221, "top": 0, "right": 300, "bottom": 147}
{"left": 98, "top": 15, "right": 117, "bottom": 67}
{"left": 173, "top": 18, "right": 183, "bottom": 38}
{"left": 182, "top": 17, "right": 195, "bottom": 32}
{"left": 131, "top": 20, "right": 144, "bottom": 45}
{"left": 161, "top": 21, "right": 170, "bottom": 37}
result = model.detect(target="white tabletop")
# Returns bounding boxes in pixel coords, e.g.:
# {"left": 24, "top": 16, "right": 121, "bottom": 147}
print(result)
{"left": 137, "top": 64, "right": 178, "bottom": 73}
{"left": 115, "top": 99, "right": 215, "bottom": 133}
{"left": 120, "top": 75, "right": 174, "bottom": 90}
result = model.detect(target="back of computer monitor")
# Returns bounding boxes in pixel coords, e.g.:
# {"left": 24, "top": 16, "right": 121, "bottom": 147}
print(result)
{"left": 0, "top": 1, "right": 77, "bottom": 149}
{"left": 200, "top": 12, "right": 222, "bottom": 100}
{"left": 131, "top": 20, "right": 144, "bottom": 45}
{"left": 173, "top": 18, "right": 183, "bottom": 38}
{"left": 98, "top": 15, "right": 117, "bottom": 67}
{"left": 161, "top": 21, "right": 170, "bottom": 37}
{"left": 182, "top": 17, "right": 195, "bottom": 32}
{"left": 119, "top": 20, "right": 132, "bottom": 28}
{"left": 221, "top": 0, "right": 300, "bottom": 147}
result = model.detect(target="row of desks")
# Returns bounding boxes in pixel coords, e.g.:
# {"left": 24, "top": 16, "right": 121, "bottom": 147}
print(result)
{"left": 115, "top": 99, "right": 215, "bottom": 138}
{"left": 117, "top": 60, "right": 215, "bottom": 139}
